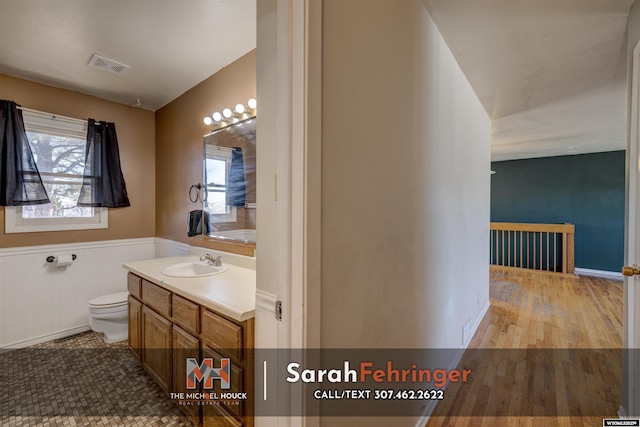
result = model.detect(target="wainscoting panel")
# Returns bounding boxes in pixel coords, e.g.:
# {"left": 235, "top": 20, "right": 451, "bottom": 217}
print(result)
{"left": 0, "top": 238, "right": 155, "bottom": 348}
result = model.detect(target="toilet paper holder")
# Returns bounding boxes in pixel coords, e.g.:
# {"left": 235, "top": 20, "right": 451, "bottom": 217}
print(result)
{"left": 46, "top": 254, "right": 77, "bottom": 263}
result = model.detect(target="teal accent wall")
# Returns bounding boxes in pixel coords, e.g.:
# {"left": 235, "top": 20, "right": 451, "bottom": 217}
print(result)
{"left": 491, "top": 151, "right": 625, "bottom": 272}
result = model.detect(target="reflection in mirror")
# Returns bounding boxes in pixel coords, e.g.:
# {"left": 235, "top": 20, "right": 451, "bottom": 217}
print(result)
{"left": 203, "top": 117, "right": 256, "bottom": 246}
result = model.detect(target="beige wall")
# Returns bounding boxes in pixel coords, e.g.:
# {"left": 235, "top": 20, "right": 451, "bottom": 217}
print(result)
{"left": 155, "top": 50, "right": 256, "bottom": 244}
{"left": 321, "top": 0, "right": 490, "bottom": 354}
{"left": 0, "top": 73, "right": 155, "bottom": 248}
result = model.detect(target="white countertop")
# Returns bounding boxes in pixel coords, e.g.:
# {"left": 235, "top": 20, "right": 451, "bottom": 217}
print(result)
{"left": 123, "top": 256, "right": 256, "bottom": 322}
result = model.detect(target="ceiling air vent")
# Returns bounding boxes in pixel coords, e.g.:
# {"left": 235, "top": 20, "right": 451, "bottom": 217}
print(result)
{"left": 88, "top": 54, "right": 131, "bottom": 75}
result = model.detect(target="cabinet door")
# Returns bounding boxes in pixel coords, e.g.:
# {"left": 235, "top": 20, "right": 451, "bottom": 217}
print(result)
{"left": 202, "top": 346, "right": 244, "bottom": 418}
{"left": 127, "top": 296, "right": 142, "bottom": 362}
{"left": 172, "top": 325, "right": 200, "bottom": 422}
{"left": 142, "top": 306, "right": 172, "bottom": 392}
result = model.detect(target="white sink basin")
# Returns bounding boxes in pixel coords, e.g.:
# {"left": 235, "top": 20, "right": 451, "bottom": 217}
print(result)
{"left": 161, "top": 262, "right": 229, "bottom": 278}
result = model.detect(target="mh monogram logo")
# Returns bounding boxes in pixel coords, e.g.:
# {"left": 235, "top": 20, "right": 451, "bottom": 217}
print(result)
{"left": 186, "top": 357, "right": 231, "bottom": 390}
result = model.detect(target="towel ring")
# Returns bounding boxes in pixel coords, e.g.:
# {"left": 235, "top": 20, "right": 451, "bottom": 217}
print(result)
{"left": 189, "top": 184, "right": 207, "bottom": 203}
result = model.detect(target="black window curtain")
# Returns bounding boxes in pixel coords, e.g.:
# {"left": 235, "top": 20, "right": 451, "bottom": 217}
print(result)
{"left": 226, "top": 147, "right": 246, "bottom": 207}
{"left": 77, "top": 119, "right": 130, "bottom": 208}
{"left": 0, "top": 100, "right": 50, "bottom": 206}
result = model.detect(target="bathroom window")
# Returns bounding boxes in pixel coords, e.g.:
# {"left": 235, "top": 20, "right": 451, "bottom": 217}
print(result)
{"left": 205, "top": 148, "right": 237, "bottom": 224}
{"left": 4, "top": 110, "right": 107, "bottom": 233}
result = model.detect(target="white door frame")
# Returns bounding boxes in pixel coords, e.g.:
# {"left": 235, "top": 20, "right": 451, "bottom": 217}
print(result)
{"left": 255, "top": 0, "right": 322, "bottom": 426}
{"left": 622, "top": 38, "right": 640, "bottom": 418}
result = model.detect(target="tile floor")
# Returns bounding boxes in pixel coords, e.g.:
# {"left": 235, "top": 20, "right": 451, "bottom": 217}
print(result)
{"left": 0, "top": 332, "right": 193, "bottom": 426}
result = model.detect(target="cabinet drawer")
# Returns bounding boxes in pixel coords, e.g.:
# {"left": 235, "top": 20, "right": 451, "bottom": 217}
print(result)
{"left": 141, "top": 280, "right": 171, "bottom": 318}
{"left": 201, "top": 310, "right": 243, "bottom": 362}
{"left": 172, "top": 294, "right": 200, "bottom": 334}
{"left": 127, "top": 273, "right": 141, "bottom": 299}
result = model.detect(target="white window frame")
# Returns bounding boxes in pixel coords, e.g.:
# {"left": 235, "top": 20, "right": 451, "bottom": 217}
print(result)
{"left": 205, "top": 146, "right": 237, "bottom": 224}
{"left": 4, "top": 109, "right": 108, "bottom": 234}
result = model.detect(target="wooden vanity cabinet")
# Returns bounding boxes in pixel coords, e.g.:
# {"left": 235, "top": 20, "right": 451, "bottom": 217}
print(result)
{"left": 126, "top": 272, "right": 254, "bottom": 427}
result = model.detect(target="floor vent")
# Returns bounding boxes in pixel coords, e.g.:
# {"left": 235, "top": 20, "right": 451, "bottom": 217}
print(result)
{"left": 88, "top": 54, "right": 131, "bottom": 75}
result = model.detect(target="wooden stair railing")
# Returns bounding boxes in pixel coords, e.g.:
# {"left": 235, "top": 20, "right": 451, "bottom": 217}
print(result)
{"left": 490, "top": 222, "right": 575, "bottom": 275}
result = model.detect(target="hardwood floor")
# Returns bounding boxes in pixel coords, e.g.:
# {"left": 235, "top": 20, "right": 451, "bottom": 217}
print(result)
{"left": 426, "top": 269, "right": 624, "bottom": 427}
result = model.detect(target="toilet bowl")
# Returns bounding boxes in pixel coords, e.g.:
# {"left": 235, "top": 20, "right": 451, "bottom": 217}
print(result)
{"left": 89, "top": 291, "right": 129, "bottom": 343}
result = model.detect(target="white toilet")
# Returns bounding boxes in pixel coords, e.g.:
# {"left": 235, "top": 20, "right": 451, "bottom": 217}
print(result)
{"left": 88, "top": 291, "right": 129, "bottom": 343}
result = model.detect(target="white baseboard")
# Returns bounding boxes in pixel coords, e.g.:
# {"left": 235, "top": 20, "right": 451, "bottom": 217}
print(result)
{"left": 1, "top": 325, "right": 91, "bottom": 351}
{"left": 468, "top": 300, "right": 490, "bottom": 346}
{"left": 415, "top": 300, "right": 491, "bottom": 427}
{"left": 575, "top": 267, "right": 623, "bottom": 281}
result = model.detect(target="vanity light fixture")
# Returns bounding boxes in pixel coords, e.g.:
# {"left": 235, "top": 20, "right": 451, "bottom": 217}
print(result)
{"left": 203, "top": 99, "right": 257, "bottom": 129}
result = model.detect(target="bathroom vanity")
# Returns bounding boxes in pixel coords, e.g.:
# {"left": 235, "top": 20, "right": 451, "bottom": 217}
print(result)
{"left": 123, "top": 256, "right": 255, "bottom": 427}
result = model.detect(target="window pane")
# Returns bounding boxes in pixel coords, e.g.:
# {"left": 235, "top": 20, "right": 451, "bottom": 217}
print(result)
{"left": 26, "top": 132, "right": 85, "bottom": 175}
{"left": 206, "top": 158, "right": 227, "bottom": 186}
{"left": 22, "top": 131, "right": 91, "bottom": 219}
{"left": 206, "top": 191, "right": 228, "bottom": 215}
{"left": 22, "top": 182, "right": 93, "bottom": 218}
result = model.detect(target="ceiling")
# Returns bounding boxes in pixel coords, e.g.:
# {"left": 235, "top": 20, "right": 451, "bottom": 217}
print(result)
{"left": 0, "top": 0, "right": 256, "bottom": 111}
{"left": 0, "top": 0, "right": 634, "bottom": 161}
{"left": 423, "top": 0, "right": 633, "bottom": 161}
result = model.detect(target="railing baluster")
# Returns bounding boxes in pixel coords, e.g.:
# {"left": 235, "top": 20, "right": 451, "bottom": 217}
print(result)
{"left": 553, "top": 232, "right": 557, "bottom": 272}
{"left": 490, "top": 229, "right": 493, "bottom": 264}
{"left": 508, "top": 230, "right": 511, "bottom": 267}
{"left": 539, "top": 232, "right": 542, "bottom": 271}
{"left": 527, "top": 232, "right": 531, "bottom": 268}
{"left": 502, "top": 230, "right": 505, "bottom": 266}
{"left": 546, "top": 232, "right": 549, "bottom": 271}
{"left": 520, "top": 231, "right": 523, "bottom": 269}
{"left": 533, "top": 231, "right": 536, "bottom": 270}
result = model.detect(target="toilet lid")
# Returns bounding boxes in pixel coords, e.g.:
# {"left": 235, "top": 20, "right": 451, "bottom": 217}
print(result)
{"left": 89, "top": 291, "right": 129, "bottom": 307}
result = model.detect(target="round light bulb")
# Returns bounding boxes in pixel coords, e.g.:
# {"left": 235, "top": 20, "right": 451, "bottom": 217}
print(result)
{"left": 212, "top": 112, "right": 222, "bottom": 121}
{"left": 235, "top": 104, "right": 245, "bottom": 114}
{"left": 203, "top": 116, "right": 213, "bottom": 125}
{"left": 248, "top": 98, "right": 257, "bottom": 109}
{"left": 223, "top": 108, "right": 233, "bottom": 118}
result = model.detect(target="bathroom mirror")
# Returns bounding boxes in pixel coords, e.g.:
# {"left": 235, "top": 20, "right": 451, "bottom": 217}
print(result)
{"left": 201, "top": 117, "right": 256, "bottom": 255}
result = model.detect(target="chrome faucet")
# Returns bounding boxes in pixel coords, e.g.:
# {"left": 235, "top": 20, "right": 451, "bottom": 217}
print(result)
{"left": 200, "top": 253, "right": 222, "bottom": 267}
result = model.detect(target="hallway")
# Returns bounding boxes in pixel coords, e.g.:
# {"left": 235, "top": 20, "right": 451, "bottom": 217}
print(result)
{"left": 427, "top": 270, "right": 623, "bottom": 426}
